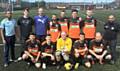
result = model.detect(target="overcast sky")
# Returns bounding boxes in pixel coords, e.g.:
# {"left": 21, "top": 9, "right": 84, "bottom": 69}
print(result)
{"left": 27, "top": 0, "right": 115, "bottom": 3}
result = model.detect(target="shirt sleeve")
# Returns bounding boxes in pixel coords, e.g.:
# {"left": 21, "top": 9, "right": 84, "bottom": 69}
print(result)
{"left": 0, "top": 19, "right": 5, "bottom": 29}
{"left": 66, "top": 38, "right": 72, "bottom": 52}
{"left": 73, "top": 41, "right": 78, "bottom": 49}
{"left": 13, "top": 19, "right": 18, "bottom": 27}
{"left": 17, "top": 17, "right": 21, "bottom": 26}
{"left": 30, "top": 17, "right": 34, "bottom": 25}
{"left": 58, "top": 24, "right": 61, "bottom": 31}
{"left": 56, "top": 39, "right": 61, "bottom": 51}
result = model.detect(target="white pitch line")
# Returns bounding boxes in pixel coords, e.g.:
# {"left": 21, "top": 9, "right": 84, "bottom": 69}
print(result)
{"left": 0, "top": 43, "right": 120, "bottom": 48}
{"left": 0, "top": 44, "right": 21, "bottom": 46}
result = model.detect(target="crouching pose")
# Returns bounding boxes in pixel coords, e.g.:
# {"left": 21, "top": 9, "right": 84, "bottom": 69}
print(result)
{"left": 88, "top": 32, "right": 112, "bottom": 64}
{"left": 20, "top": 33, "right": 54, "bottom": 68}
{"left": 41, "top": 34, "right": 55, "bottom": 69}
{"left": 21, "top": 33, "right": 41, "bottom": 68}
{"left": 55, "top": 31, "right": 72, "bottom": 69}
{"left": 69, "top": 33, "right": 91, "bottom": 70}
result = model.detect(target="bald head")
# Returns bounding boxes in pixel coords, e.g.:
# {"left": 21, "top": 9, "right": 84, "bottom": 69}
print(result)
{"left": 108, "top": 15, "right": 115, "bottom": 22}
{"left": 61, "top": 31, "right": 67, "bottom": 40}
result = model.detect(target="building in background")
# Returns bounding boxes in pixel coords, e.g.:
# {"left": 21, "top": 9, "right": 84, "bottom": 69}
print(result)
{"left": 115, "top": 0, "right": 120, "bottom": 7}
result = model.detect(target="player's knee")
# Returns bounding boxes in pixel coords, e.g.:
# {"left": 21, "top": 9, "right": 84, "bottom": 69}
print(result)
{"left": 87, "top": 55, "right": 92, "bottom": 59}
{"left": 85, "top": 62, "right": 91, "bottom": 68}
{"left": 74, "top": 53, "right": 80, "bottom": 58}
{"left": 55, "top": 51, "right": 61, "bottom": 56}
{"left": 22, "top": 54, "right": 28, "bottom": 60}
{"left": 105, "top": 54, "right": 112, "bottom": 60}
{"left": 35, "top": 63, "right": 41, "bottom": 68}
{"left": 63, "top": 54, "right": 69, "bottom": 61}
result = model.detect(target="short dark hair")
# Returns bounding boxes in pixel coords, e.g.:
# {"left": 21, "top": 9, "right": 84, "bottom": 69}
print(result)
{"left": 72, "top": 9, "right": 78, "bottom": 13}
{"left": 79, "top": 32, "right": 85, "bottom": 36}
{"left": 46, "top": 34, "right": 51, "bottom": 37}
{"left": 24, "top": 8, "right": 29, "bottom": 12}
{"left": 29, "top": 32, "right": 36, "bottom": 36}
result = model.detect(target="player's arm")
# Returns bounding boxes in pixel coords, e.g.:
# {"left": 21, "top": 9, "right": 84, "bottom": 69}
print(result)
{"left": 24, "top": 50, "right": 34, "bottom": 60}
{"left": 78, "top": 47, "right": 88, "bottom": 53}
{"left": 24, "top": 40, "right": 34, "bottom": 60}
{"left": 65, "top": 38, "right": 72, "bottom": 52}
{"left": 56, "top": 39, "right": 62, "bottom": 51}
{"left": 47, "top": 18, "right": 50, "bottom": 34}
{"left": 78, "top": 44, "right": 88, "bottom": 53}
{"left": 89, "top": 49, "right": 99, "bottom": 58}
{"left": 42, "top": 52, "right": 54, "bottom": 60}
{"left": 57, "top": 24, "right": 61, "bottom": 40}
{"left": 15, "top": 20, "right": 20, "bottom": 41}
{"left": 101, "top": 50, "right": 107, "bottom": 58}
{"left": 0, "top": 28, "right": 5, "bottom": 43}
{"left": 35, "top": 51, "right": 41, "bottom": 62}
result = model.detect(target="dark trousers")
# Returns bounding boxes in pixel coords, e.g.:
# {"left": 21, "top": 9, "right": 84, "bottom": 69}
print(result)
{"left": 36, "top": 35, "right": 46, "bottom": 43}
{"left": 104, "top": 40, "right": 117, "bottom": 61}
{"left": 20, "top": 36, "right": 28, "bottom": 50}
{"left": 4, "top": 35, "right": 15, "bottom": 64}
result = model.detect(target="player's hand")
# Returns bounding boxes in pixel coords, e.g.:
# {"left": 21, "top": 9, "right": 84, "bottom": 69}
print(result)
{"left": 63, "top": 49, "right": 69, "bottom": 54}
{"left": 63, "top": 48, "right": 68, "bottom": 52}
{"left": 35, "top": 58, "right": 38, "bottom": 62}
{"left": 2, "top": 39, "right": 6, "bottom": 44}
{"left": 31, "top": 57, "right": 35, "bottom": 62}
{"left": 99, "top": 58, "right": 103, "bottom": 64}
{"left": 51, "top": 55, "right": 55, "bottom": 60}
{"left": 84, "top": 47, "right": 88, "bottom": 51}
{"left": 96, "top": 55, "right": 100, "bottom": 59}
{"left": 99, "top": 56, "right": 103, "bottom": 60}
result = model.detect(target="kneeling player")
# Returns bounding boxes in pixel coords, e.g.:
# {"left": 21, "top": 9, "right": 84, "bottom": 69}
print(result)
{"left": 88, "top": 32, "right": 112, "bottom": 64}
{"left": 70, "top": 33, "right": 91, "bottom": 70}
{"left": 41, "top": 34, "right": 55, "bottom": 69}
{"left": 21, "top": 33, "right": 41, "bottom": 68}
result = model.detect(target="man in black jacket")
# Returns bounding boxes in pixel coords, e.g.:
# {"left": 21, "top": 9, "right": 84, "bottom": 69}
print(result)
{"left": 103, "top": 15, "right": 120, "bottom": 64}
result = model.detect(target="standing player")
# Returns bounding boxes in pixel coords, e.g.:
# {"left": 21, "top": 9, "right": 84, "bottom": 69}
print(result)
{"left": 34, "top": 7, "right": 49, "bottom": 42}
{"left": 68, "top": 9, "right": 82, "bottom": 43}
{"left": 58, "top": 10, "right": 69, "bottom": 34}
{"left": 88, "top": 32, "right": 112, "bottom": 64}
{"left": 81, "top": 9, "right": 97, "bottom": 48}
{"left": 17, "top": 8, "right": 34, "bottom": 47}
{"left": 103, "top": 15, "right": 120, "bottom": 64}
{"left": 17, "top": 8, "right": 34, "bottom": 61}
{"left": 47, "top": 14, "right": 61, "bottom": 44}
{"left": 0, "top": 10, "right": 18, "bottom": 67}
